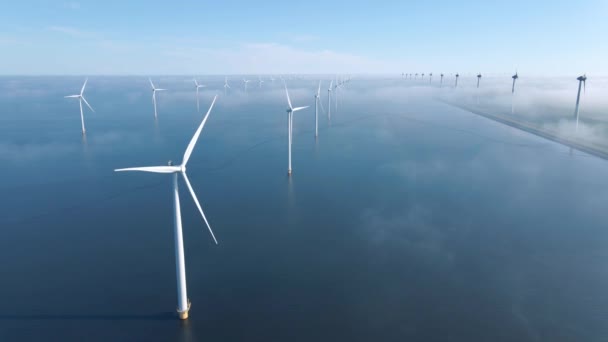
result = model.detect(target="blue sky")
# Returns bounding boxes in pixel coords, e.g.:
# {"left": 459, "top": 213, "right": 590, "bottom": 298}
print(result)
{"left": 1, "top": 0, "right": 606, "bottom": 75}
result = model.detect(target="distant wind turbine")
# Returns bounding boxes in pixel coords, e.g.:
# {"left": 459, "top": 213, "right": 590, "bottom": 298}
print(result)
{"left": 284, "top": 85, "right": 309, "bottom": 175}
{"left": 574, "top": 74, "right": 587, "bottom": 132}
{"left": 149, "top": 78, "right": 167, "bottom": 119}
{"left": 193, "top": 78, "right": 206, "bottom": 112}
{"left": 429, "top": 73, "right": 433, "bottom": 84}
{"left": 64, "top": 78, "right": 95, "bottom": 134}
{"left": 327, "top": 80, "right": 333, "bottom": 121}
{"left": 258, "top": 76, "right": 264, "bottom": 88}
{"left": 415, "top": 73, "right": 418, "bottom": 80}
{"left": 243, "top": 79, "right": 250, "bottom": 90}
{"left": 223, "top": 77, "right": 231, "bottom": 95}
{"left": 421, "top": 73, "right": 425, "bottom": 80}
{"left": 115, "top": 95, "right": 219, "bottom": 320}
{"left": 315, "top": 81, "right": 322, "bottom": 138}
{"left": 455, "top": 73, "right": 459, "bottom": 88}
{"left": 511, "top": 71, "right": 518, "bottom": 94}
{"left": 440, "top": 74, "right": 444, "bottom": 88}
{"left": 476, "top": 73, "right": 482, "bottom": 88}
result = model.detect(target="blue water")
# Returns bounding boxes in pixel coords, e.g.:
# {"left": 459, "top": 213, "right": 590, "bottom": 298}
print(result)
{"left": 1, "top": 76, "right": 608, "bottom": 341}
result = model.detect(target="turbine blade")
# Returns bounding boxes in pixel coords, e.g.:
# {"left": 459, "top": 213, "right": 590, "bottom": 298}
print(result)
{"left": 80, "top": 78, "right": 88, "bottom": 96}
{"left": 292, "top": 106, "right": 309, "bottom": 112}
{"left": 156, "top": 88, "right": 167, "bottom": 91}
{"left": 65, "top": 95, "right": 80, "bottom": 98}
{"left": 114, "top": 166, "right": 180, "bottom": 173}
{"left": 194, "top": 79, "right": 199, "bottom": 87}
{"left": 317, "top": 80, "right": 321, "bottom": 97}
{"left": 149, "top": 78, "right": 155, "bottom": 90}
{"left": 181, "top": 172, "right": 218, "bottom": 244}
{"left": 182, "top": 95, "right": 218, "bottom": 165}
{"left": 285, "top": 85, "right": 293, "bottom": 110}
{"left": 81, "top": 96, "right": 95, "bottom": 112}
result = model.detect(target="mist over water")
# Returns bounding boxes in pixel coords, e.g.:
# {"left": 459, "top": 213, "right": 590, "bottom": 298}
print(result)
{"left": 1, "top": 76, "right": 608, "bottom": 341}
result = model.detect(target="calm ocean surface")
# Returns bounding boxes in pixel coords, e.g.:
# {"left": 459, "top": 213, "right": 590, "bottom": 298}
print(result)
{"left": 1, "top": 76, "right": 607, "bottom": 341}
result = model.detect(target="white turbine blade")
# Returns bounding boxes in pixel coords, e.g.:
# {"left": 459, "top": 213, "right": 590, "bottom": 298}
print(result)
{"left": 181, "top": 172, "right": 218, "bottom": 244}
{"left": 149, "top": 78, "right": 155, "bottom": 90}
{"left": 65, "top": 95, "right": 80, "bottom": 98}
{"left": 285, "top": 85, "right": 293, "bottom": 110}
{"left": 81, "top": 96, "right": 95, "bottom": 112}
{"left": 156, "top": 88, "right": 167, "bottom": 91}
{"left": 329, "top": 80, "right": 333, "bottom": 90}
{"left": 182, "top": 95, "right": 218, "bottom": 166}
{"left": 80, "top": 78, "right": 88, "bottom": 96}
{"left": 114, "top": 166, "right": 180, "bottom": 173}
{"left": 194, "top": 79, "right": 199, "bottom": 87}
{"left": 292, "top": 106, "right": 309, "bottom": 112}
{"left": 317, "top": 80, "right": 321, "bottom": 97}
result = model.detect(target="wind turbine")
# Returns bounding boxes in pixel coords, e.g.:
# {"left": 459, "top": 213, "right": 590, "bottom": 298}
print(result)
{"left": 440, "top": 74, "right": 444, "bottom": 88}
{"left": 258, "top": 76, "right": 264, "bottom": 88}
{"left": 455, "top": 73, "right": 460, "bottom": 88}
{"left": 114, "top": 96, "right": 219, "bottom": 320}
{"left": 315, "top": 81, "right": 322, "bottom": 138}
{"left": 429, "top": 73, "right": 433, "bottom": 84}
{"left": 223, "top": 77, "right": 231, "bottom": 95}
{"left": 284, "top": 85, "right": 309, "bottom": 175}
{"left": 243, "top": 79, "right": 250, "bottom": 91}
{"left": 476, "top": 73, "right": 482, "bottom": 88}
{"left": 149, "top": 78, "right": 167, "bottom": 119}
{"left": 415, "top": 73, "right": 418, "bottom": 80}
{"left": 421, "top": 73, "right": 425, "bottom": 80}
{"left": 64, "top": 78, "right": 95, "bottom": 134}
{"left": 193, "top": 79, "right": 206, "bottom": 112}
{"left": 511, "top": 71, "right": 519, "bottom": 94}
{"left": 574, "top": 74, "right": 587, "bottom": 132}
{"left": 327, "top": 80, "right": 333, "bottom": 121}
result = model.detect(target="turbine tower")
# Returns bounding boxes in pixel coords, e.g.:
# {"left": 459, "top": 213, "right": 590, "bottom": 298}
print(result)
{"left": 193, "top": 78, "right": 206, "bottom": 112}
{"left": 243, "top": 79, "right": 250, "bottom": 91}
{"left": 511, "top": 71, "right": 518, "bottom": 94}
{"left": 315, "top": 81, "right": 322, "bottom": 138}
{"left": 149, "top": 78, "right": 167, "bottom": 119}
{"left": 64, "top": 78, "right": 95, "bottom": 134}
{"left": 415, "top": 73, "right": 418, "bottom": 80}
{"left": 455, "top": 73, "right": 459, "bottom": 88}
{"left": 284, "top": 85, "right": 309, "bottom": 175}
{"left": 421, "top": 73, "right": 425, "bottom": 80}
{"left": 223, "top": 77, "right": 231, "bottom": 95}
{"left": 429, "top": 73, "right": 433, "bottom": 84}
{"left": 114, "top": 96, "right": 219, "bottom": 320}
{"left": 477, "top": 73, "right": 482, "bottom": 88}
{"left": 327, "top": 80, "right": 333, "bottom": 121}
{"left": 574, "top": 74, "right": 587, "bottom": 132}
{"left": 440, "top": 74, "right": 444, "bottom": 88}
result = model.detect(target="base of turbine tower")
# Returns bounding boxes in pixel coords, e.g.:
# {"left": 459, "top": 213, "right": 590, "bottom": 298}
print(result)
{"left": 288, "top": 169, "right": 292, "bottom": 175}
{"left": 177, "top": 301, "right": 191, "bottom": 320}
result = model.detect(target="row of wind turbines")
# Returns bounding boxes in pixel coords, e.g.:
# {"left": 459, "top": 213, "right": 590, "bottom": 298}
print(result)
{"left": 401, "top": 71, "right": 588, "bottom": 130}
{"left": 64, "top": 75, "right": 349, "bottom": 319}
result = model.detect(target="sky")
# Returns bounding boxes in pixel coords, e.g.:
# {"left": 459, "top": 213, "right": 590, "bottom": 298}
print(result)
{"left": 0, "top": 0, "right": 607, "bottom": 75}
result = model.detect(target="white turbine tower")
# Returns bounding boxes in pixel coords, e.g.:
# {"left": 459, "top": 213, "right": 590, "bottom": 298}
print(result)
{"left": 327, "top": 80, "right": 333, "bottom": 121}
{"left": 193, "top": 78, "right": 206, "bottom": 112}
{"left": 315, "top": 81, "right": 322, "bottom": 138}
{"left": 574, "top": 74, "right": 587, "bottom": 132}
{"left": 258, "top": 76, "right": 264, "bottom": 88}
{"left": 243, "top": 79, "right": 250, "bottom": 91}
{"left": 284, "top": 85, "right": 309, "bottom": 175}
{"left": 115, "top": 96, "right": 219, "bottom": 320}
{"left": 64, "top": 78, "right": 95, "bottom": 134}
{"left": 149, "top": 78, "right": 167, "bottom": 119}
{"left": 440, "top": 74, "right": 444, "bottom": 88}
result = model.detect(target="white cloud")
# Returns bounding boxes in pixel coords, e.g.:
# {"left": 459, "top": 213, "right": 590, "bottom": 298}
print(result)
{"left": 47, "top": 26, "right": 92, "bottom": 38}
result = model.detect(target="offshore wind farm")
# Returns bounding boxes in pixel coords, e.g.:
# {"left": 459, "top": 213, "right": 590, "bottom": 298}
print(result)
{"left": 1, "top": 1, "right": 608, "bottom": 341}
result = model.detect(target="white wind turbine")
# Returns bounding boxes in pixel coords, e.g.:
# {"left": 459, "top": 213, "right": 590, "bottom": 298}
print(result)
{"left": 440, "top": 73, "right": 444, "bottom": 88}
{"left": 223, "top": 77, "right": 231, "bottom": 95}
{"left": 149, "top": 78, "right": 167, "bottom": 119}
{"left": 258, "top": 76, "right": 264, "bottom": 87}
{"left": 327, "top": 80, "right": 333, "bottom": 121}
{"left": 243, "top": 79, "right": 251, "bottom": 91}
{"left": 193, "top": 78, "right": 206, "bottom": 112}
{"left": 284, "top": 85, "right": 309, "bottom": 175}
{"left": 315, "top": 81, "right": 322, "bottom": 138}
{"left": 115, "top": 95, "right": 219, "bottom": 320}
{"left": 65, "top": 78, "right": 95, "bottom": 134}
